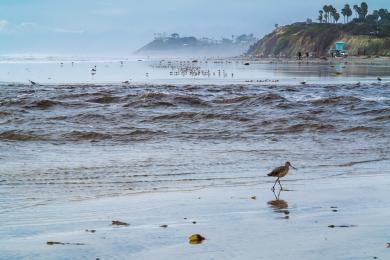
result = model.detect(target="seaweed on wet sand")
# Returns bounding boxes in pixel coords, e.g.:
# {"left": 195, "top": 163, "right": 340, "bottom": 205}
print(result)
{"left": 328, "top": 224, "right": 357, "bottom": 228}
{"left": 112, "top": 220, "right": 130, "bottom": 226}
{"left": 189, "top": 234, "right": 205, "bottom": 244}
{"left": 47, "top": 241, "right": 85, "bottom": 246}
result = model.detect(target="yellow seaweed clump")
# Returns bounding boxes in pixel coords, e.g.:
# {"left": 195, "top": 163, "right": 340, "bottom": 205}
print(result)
{"left": 189, "top": 234, "right": 205, "bottom": 244}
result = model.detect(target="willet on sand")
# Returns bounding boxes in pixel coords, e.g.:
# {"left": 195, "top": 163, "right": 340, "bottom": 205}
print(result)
{"left": 267, "top": 161, "right": 297, "bottom": 190}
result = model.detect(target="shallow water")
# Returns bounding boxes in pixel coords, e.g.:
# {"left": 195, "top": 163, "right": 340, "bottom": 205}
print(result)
{"left": 1, "top": 75, "right": 389, "bottom": 212}
{"left": 1, "top": 56, "right": 390, "bottom": 85}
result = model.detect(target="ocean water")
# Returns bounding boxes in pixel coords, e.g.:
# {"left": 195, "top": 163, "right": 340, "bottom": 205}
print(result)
{"left": 0, "top": 57, "right": 390, "bottom": 213}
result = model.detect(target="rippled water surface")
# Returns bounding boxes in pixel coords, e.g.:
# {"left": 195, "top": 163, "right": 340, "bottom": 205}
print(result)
{"left": 0, "top": 58, "right": 390, "bottom": 213}
{"left": 0, "top": 59, "right": 390, "bottom": 214}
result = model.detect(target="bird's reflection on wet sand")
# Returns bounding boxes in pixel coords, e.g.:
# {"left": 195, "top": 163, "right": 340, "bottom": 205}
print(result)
{"left": 267, "top": 189, "right": 290, "bottom": 219}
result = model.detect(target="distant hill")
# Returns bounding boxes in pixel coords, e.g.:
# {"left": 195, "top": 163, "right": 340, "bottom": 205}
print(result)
{"left": 136, "top": 33, "right": 257, "bottom": 56}
{"left": 247, "top": 22, "right": 390, "bottom": 58}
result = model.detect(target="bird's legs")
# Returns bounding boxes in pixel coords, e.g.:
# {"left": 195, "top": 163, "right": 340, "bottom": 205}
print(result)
{"left": 272, "top": 178, "right": 279, "bottom": 191}
{"left": 278, "top": 179, "right": 283, "bottom": 190}
{"left": 272, "top": 188, "right": 282, "bottom": 200}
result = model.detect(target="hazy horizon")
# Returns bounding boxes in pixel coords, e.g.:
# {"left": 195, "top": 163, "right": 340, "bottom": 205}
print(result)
{"left": 0, "top": 0, "right": 388, "bottom": 56}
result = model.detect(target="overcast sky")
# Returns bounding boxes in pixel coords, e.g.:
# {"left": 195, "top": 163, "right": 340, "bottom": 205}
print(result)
{"left": 0, "top": 0, "right": 388, "bottom": 56}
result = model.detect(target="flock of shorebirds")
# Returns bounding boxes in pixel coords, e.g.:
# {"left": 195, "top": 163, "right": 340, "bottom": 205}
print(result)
{"left": 154, "top": 60, "right": 240, "bottom": 78}
{"left": 26, "top": 59, "right": 385, "bottom": 87}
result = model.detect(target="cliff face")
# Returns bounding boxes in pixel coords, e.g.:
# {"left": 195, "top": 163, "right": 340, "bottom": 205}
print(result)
{"left": 247, "top": 23, "right": 390, "bottom": 57}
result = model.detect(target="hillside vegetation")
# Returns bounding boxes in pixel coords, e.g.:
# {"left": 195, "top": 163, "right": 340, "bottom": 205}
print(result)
{"left": 247, "top": 22, "right": 390, "bottom": 57}
{"left": 247, "top": 3, "right": 390, "bottom": 57}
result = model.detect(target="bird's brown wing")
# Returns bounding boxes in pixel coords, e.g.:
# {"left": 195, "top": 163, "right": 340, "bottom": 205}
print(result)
{"left": 267, "top": 166, "right": 283, "bottom": 176}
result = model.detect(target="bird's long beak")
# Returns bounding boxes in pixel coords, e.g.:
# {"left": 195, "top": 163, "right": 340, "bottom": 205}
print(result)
{"left": 290, "top": 165, "right": 297, "bottom": 170}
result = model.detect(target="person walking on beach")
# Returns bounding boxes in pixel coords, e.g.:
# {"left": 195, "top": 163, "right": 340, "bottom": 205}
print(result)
{"left": 297, "top": 52, "right": 302, "bottom": 60}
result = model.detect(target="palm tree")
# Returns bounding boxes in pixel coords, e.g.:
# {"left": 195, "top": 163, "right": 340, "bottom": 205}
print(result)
{"left": 332, "top": 6, "right": 337, "bottom": 23}
{"left": 318, "top": 10, "right": 324, "bottom": 23}
{"left": 327, "top": 5, "right": 336, "bottom": 23}
{"left": 323, "top": 5, "right": 329, "bottom": 23}
{"left": 353, "top": 4, "right": 360, "bottom": 19}
{"left": 345, "top": 4, "right": 353, "bottom": 22}
{"left": 360, "top": 2, "right": 368, "bottom": 19}
{"left": 323, "top": 5, "right": 333, "bottom": 23}
{"left": 353, "top": 2, "right": 368, "bottom": 20}
{"left": 341, "top": 6, "right": 346, "bottom": 23}
{"left": 334, "top": 12, "right": 340, "bottom": 23}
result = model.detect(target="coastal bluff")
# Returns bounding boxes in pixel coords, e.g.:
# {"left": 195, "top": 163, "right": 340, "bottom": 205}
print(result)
{"left": 136, "top": 33, "right": 257, "bottom": 56}
{"left": 247, "top": 22, "right": 390, "bottom": 58}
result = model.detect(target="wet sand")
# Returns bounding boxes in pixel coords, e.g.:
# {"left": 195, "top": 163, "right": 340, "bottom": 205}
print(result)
{"left": 1, "top": 166, "right": 390, "bottom": 259}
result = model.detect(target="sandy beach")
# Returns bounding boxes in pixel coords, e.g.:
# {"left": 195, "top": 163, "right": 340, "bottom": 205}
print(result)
{"left": 1, "top": 165, "right": 390, "bottom": 260}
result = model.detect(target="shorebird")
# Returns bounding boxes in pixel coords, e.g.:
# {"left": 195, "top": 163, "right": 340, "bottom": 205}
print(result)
{"left": 29, "top": 80, "right": 37, "bottom": 86}
{"left": 267, "top": 161, "right": 297, "bottom": 190}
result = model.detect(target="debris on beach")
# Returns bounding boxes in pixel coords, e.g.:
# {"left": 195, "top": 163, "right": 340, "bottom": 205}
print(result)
{"left": 47, "top": 241, "right": 85, "bottom": 246}
{"left": 47, "top": 241, "right": 64, "bottom": 245}
{"left": 112, "top": 220, "right": 130, "bottom": 226}
{"left": 160, "top": 224, "right": 168, "bottom": 228}
{"left": 85, "top": 229, "right": 96, "bottom": 233}
{"left": 189, "top": 234, "right": 205, "bottom": 244}
{"left": 328, "top": 224, "right": 357, "bottom": 228}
